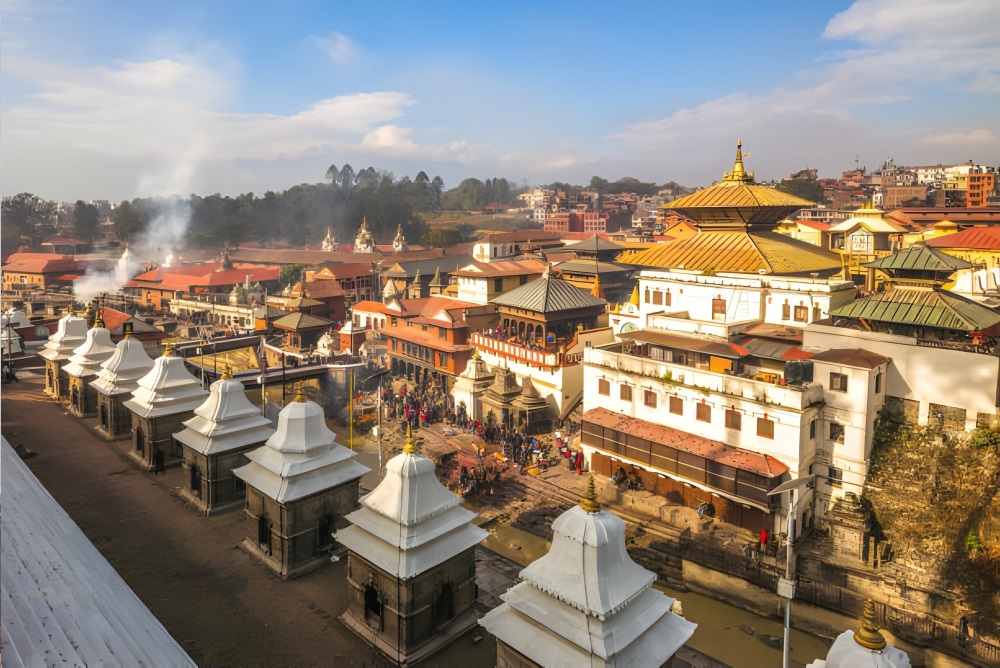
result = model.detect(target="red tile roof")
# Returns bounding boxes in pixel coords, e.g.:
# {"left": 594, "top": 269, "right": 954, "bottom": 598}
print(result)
{"left": 379, "top": 324, "right": 470, "bottom": 353}
{"left": 583, "top": 407, "right": 789, "bottom": 478}
{"left": 125, "top": 263, "right": 279, "bottom": 291}
{"left": 794, "top": 220, "right": 832, "bottom": 231}
{"left": 2, "top": 253, "right": 82, "bottom": 274}
{"left": 451, "top": 259, "right": 547, "bottom": 278}
{"left": 41, "top": 236, "right": 90, "bottom": 246}
{"left": 925, "top": 227, "right": 1000, "bottom": 251}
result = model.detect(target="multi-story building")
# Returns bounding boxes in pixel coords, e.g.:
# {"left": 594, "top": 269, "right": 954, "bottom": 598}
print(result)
{"left": 543, "top": 211, "right": 606, "bottom": 234}
{"left": 451, "top": 259, "right": 547, "bottom": 304}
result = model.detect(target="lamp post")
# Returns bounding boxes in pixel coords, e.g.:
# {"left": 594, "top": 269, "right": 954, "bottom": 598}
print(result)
{"left": 767, "top": 474, "right": 815, "bottom": 668}
{"left": 356, "top": 369, "right": 390, "bottom": 470}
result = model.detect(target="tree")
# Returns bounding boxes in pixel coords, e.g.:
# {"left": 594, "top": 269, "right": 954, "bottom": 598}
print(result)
{"left": 777, "top": 176, "right": 824, "bottom": 204}
{"left": 279, "top": 263, "right": 309, "bottom": 287}
{"left": 72, "top": 200, "right": 100, "bottom": 241}
{"left": 589, "top": 176, "right": 610, "bottom": 193}
{"left": 1, "top": 192, "right": 55, "bottom": 251}
{"left": 325, "top": 163, "right": 339, "bottom": 183}
{"left": 112, "top": 200, "right": 143, "bottom": 242}
{"left": 339, "top": 164, "right": 355, "bottom": 193}
{"left": 421, "top": 227, "right": 465, "bottom": 248}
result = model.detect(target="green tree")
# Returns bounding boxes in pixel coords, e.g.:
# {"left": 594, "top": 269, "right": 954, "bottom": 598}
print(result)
{"left": 72, "top": 200, "right": 100, "bottom": 241}
{"left": 421, "top": 227, "right": 464, "bottom": 248}
{"left": 777, "top": 176, "right": 824, "bottom": 203}
{"left": 112, "top": 200, "right": 143, "bottom": 242}
{"left": 279, "top": 263, "right": 309, "bottom": 287}
{"left": 589, "top": 176, "right": 610, "bottom": 193}
{"left": 1, "top": 192, "right": 55, "bottom": 251}
{"left": 325, "top": 163, "right": 338, "bottom": 183}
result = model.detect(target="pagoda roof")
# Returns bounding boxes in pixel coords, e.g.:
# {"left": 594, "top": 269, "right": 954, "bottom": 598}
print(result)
{"left": 122, "top": 353, "right": 208, "bottom": 419}
{"left": 91, "top": 337, "right": 155, "bottom": 396}
{"left": 830, "top": 286, "right": 1000, "bottom": 332}
{"left": 337, "top": 442, "right": 487, "bottom": 579}
{"left": 233, "top": 399, "right": 369, "bottom": 504}
{"left": 173, "top": 377, "right": 275, "bottom": 456}
{"left": 38, "top": 312, "right": 89, "bottom": 362}
{"left": 618, "top": 230, "right": 842, "bottom": 276}
{"left": 493, "top": 267, "right": 606, "bottom": 313}
{"left": 863, "top": 244, "right": 972, "bottom": 273}
{"left": 561, "top": 236, "right": 626, "bottom": 253}
{"left": 271, "top": 311, "right": 334, "bottom": 331}
{"left": 63, "top": 327, "right": 117, "bottom": 379}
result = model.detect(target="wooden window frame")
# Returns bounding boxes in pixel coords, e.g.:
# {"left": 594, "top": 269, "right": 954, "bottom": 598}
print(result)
{"left": 669, "top": 396, "right": 683, "bottom": 415}
{"left": 725, "top": 409, "right": 741, "bottom": 430}
{"left": 598, "top": 379, "right": 610, "bottom": 396}
{"left": 643, "top": 390, "right": 657, "bottom": 408}
{"left": 757, "top": 417, "right": 774, "bottom": 439}
{"left": 620, "top": 384, "right": 633, "bottom": 401}
{"left": 696, "top": 402, "right": 711, "bottom": 423}
{"left": 829, "top": 372, "right": 848, "bottom": 392}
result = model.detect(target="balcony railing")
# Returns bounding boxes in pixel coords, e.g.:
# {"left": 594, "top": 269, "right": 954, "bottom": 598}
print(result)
{"left": 584, "top": 347, "right": 821, "bottom": 410}
{"left": 472, "top": 332, "right": 561, "bottom": 369}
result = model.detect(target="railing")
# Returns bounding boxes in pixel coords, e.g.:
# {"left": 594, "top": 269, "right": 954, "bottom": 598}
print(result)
{"left": 584, "top": 347, "right": 820, "bottom": 410}
{"left": 915, "top": 337, "right": 996, "bottom": 355}
{"left": 472, "top": 332, "right": 561, "bottom": 368}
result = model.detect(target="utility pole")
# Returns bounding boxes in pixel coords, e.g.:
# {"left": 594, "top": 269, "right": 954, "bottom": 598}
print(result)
{"left": 349, "top": 369, "right": 354, "bottom": 451}
{"left": 768, "top": 475, "right": 815, "bottom": 668}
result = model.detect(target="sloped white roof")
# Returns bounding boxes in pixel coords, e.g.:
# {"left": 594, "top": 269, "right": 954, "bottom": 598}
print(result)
{"left": 62, "top": 326, "right": 117, "bottom": 379}
{"left": 122, "top": 351, "right": 208, "bottom": 419}
{"left": 808, "top": 630, "right": 911, "bottom": 668}
{"left": 336, "top": 441, "right": 487, "bottom": 579}
{"left": 38, "top": 312, "right": 88, "bottom": 362}
{"left": 479, "top": 500, "right": 696, "bottom": 666}
{"left": 5, "top": 309, "right": 31, "bottom": 327}
{"left": 233, "top": 398, "right": 369, "bottom": 504}
{"left": 1, "top": 318, "right": 23, "bottom": 355}
{"left": 91, "top": 336, "right": 156, "bottom": 396}
{"left": 0, "top": 438, "right": 195, "bottom": 668}
{"left": 173, "top": 376, "right": 275, "bottom": 456}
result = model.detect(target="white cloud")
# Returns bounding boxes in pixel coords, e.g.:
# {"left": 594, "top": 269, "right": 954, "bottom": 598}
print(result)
{"left": 611, "top": 0, "right": 1000, "bottom": 180}
{"left": 361, "top": 124, "right": 493, "bottom": 164}
{"left": 922, "top": 128, "right": 999, "bottom": 147}
{"left": 312, "top": 31, "right": 359, "bottom": 66}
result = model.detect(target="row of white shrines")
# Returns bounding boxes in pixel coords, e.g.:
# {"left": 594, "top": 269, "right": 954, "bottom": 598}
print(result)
{"left": 23, "top": 306, "right": 909, "bottom": 667}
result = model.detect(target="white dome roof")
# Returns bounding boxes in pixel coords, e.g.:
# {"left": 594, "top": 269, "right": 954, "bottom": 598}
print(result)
{"left": 173, "top": 375, "right": 275, "bottom": 456}
{"left": 63, "top": 326, "right": 117, "bottom": 379}
{"left": 5, "top": 309, "right": 30, "bottom": 328}
{"left": 91, "top": 337, "right": 155, "bottom": 396}
{"left": 39, "top": 311, "right": 89, "bottom": 362}
{"left": 817, "top": 629, "right": 911, "bottom": 668}
{"left": 122, "top": 349, "right": 208, "bottom": 418}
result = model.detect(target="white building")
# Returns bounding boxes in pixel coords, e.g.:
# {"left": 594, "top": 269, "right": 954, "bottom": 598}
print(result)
{"left": 480, "top": 478, "right": 696, "bottom": 667}
{"left": 91, "top": 325, "right": 155, "bottom": 439}
{"left": 39, "top": 307, "right": 89, "bottom": 399}
{"left": 62, "top": 319, "right": 117, "bottom": 417}
{"left": 1, "top": 313, "right": 23, "bottom": 356}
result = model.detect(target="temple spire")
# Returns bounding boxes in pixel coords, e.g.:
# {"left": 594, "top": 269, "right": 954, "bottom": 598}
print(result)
{"left": 580, "top": 471, "right": 600, "bottom": 513}
{"left": 294, "top": 390, "right": 307, "bottom": 403}
{"left": 162, "top": 341, "right": 174, "bottom": 357}
{"left": 853, "top": 599, "right": 887, "bottom": 650}
{"left": 723, "top": 139, "right": 754, "bottom": 183}
{"left": 222, "top": 365, "right": 233, "bottom": 380}
{"left": 403, "top": 423, "right": 416, "bottom": 454}
{"left": 628, "top": 283, "right": 640, "bottom": 306}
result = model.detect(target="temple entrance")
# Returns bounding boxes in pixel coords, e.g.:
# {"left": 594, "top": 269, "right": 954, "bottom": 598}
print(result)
{"left": 135, "top": 428, "right": 144, "bottom": 453}
{"left": 364, "top": 584, "right": 383, "bottom": 630}
{"left": 189, "top": 465, "right": 201, "bottom": 496}
{"left": 316, "top": 514, "right": 333, "bottom": 554}
{"left": 100, "top": 404, "right": 108, "bottom": 430}
{"left": 432, "top": 581, "right": 454, "bottom": 627}
{"left": 258, "top": 515, "right": 272, "bottom": 555}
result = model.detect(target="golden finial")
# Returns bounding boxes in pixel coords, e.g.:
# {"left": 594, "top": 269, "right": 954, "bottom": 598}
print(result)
{"left": 294, "top": 389, "right": 308, "bottom": 403}
{"left": 162, "top": 341, "right": 174, "bottom": 357}
{"left": 93, "top": 311, "right": 105, "bottom": 329}
{"left": 723, "top": 139, "right": 754, "bottom": 182}
{"left": 85, "top": 302, "right": 94, "bottom": 317}
{"left": 580, "top": 471, "right": 600, "bottom": 513}
{"left": 471, "top": 347, "right": 481, "bottom": 361}
{"left": 68, "top": 302, "right": 76, "bottom": 316}
{"left": 628, "top": 283, "right": 640, "bottom": 306}
{"left": 123, "top": 322, "right": 134, "bottom": 339}
{"left": 403, "top": 423, "right": 416, "bottom": 454}
{"left": 222, "top": 365, "right": 233, "bottom": 380}
{"left": 853, "top": 599, "right": 887, "bottom": 650}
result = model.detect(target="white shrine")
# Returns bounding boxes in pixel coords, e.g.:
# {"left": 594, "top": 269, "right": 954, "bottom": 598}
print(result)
{"left": 122, "top": 343, "right": 209, "bottom": 471}
{"left": 91, "top": 323, "right": 155, "bottom": 439}
{"left": 173, "top": 368, "right": 276, "bottom": 515}
{"left": 392, "top": 223, "right": 408, "bottom": 253}
{"left": 355, "top": 216, "right": 377, "bottom": 254}
{"left": 39, "top": 305, "right": 89, "bottom": 400}
{"left": 233, "top": 394, "right": 370, "bottom": 578}
{"left": 63, "top": 315, "right": 117, "bottom": 417}
{"left": 452, "top": 348, "right": 494, "bottom": 422}
{"left": 338, "top": 426, "right": 488, "bottom": 666}
{"left": 480, "top": 474, "right": 697, "bottom": 668}
{"left": 322, "top": 227, "right": 340, "bottom": 252}
{"left": 806, "top": 600, "right": 910, "bottom": 668}
{"left": 1, "top": 314, "right": 23, "bottom": 357}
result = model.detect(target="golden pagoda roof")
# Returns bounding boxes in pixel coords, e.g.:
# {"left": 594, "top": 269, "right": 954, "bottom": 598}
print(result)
{"left": 618, "top": 230, "right": 843, "bottom": 276}
{"left": 660, "top": 141, "right": 815, "bottom": 227}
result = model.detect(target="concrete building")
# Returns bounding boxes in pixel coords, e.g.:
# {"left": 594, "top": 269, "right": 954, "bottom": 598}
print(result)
{"left": 480, "top": 476, "right": 696, "bottom": 667}
{"left": 62, "top": 316, "right": 117, "bottom": 418}
{"left": 338, "top": 428, "right": 487, "bottom": 666}
{"left": 122, "top": 344, "right": 209, "bottom": 471}
{"left": 452, "top": 259, "right": 547, "bottom": 305}
{"left": 173, "top": 368, "right": 276, "bottom": 515}
{"left": 91, "top": 323, "right": 155, "bottom": 440}
{"left": 233, "top": 395, "right": 369, "bottom": 578}
{"left": 38, "top": 306, "right": 89, "bottom": 400}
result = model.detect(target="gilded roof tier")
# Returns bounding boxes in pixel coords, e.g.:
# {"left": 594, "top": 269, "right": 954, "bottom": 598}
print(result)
{"left": 617, "top": 230, "right": 842, "bottom": 276}
{"left": 830, "top": 287, "right": 1000, "bottom": 332}
{"left": 659, "top": 142, "right": 814, "bottom": 227}
{"left": 863, "top": 244, "right": 972, "bottom": 274}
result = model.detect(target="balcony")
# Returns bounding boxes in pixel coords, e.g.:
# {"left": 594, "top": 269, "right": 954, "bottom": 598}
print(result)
{"left": 584, "top": 347, "right": 822, "bottom": 411}
{"left": 471, "top": 332, "right": 561, "bottom": 369}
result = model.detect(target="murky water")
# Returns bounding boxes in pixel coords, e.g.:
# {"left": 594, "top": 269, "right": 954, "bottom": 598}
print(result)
{"left": 481, "top": 517, "right": 832, "bottom": 667}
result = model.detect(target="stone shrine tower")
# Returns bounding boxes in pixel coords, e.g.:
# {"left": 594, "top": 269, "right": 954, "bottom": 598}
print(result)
{"left": 1, "top": 313, "right": 24, "bottom": 357}
{"left": 122, "top": 343, "right": 209, "bottom": 471}
{"left": 39, "top": 305, "right": 88, "bottom": 400}
{"left": 452, "top": 348, "right": 494, "bottom": 422}
{"left": 322, "top": 227, "right": 339, "bottom": 252}
{"left": 91, "top": 323, "right": 155, "bottom": 440}
{"left": 173, "top": 368, "right": 276, "bottom": 515}
{"left": 233, "top": 395, "right": 370, "bottom": 578}
{"left": 355, "top": 216, "right": 376, "bottom": 253}
{"left": 392, "top": 224, "right": 408, "bottom": 253}
{"left": 338, "top": 427, "right": 488, "bottom": 666}
{"left": 63, "top": 313, "right": 117, "bottom": 417}
{"left": 480, "top": 475, "right": 697, "bottom": 667}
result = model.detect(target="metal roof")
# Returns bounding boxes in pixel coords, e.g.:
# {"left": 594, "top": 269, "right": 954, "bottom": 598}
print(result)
{"left": 618, "top": 230, "right": 843, "bottom": 276}
{"left": 925, "top": 227, "right": 1000, "bottom": 251}
{"left": 492, "top": 269, "right": 606, "bottom": 313}
{"left": 271, "top": 311, "right": 334, "bottom": 330}
{"left": 830, "top": 287, "right": 1000, "bottom": 332}
{"left": 560, "top": 236, "right": 626, "bottom": 253}
{"left": 863, "top": 245, "right": 972, "bottom": 273}
{"left": 618, "top": 329, "right": 747, "bottom": 359}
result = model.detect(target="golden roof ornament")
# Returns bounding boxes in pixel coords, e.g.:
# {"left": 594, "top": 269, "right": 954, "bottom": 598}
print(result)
{"left": 222, "top": 365, "right": 233, "bottom": 380}
{"left": 471, "top": 347, "right": 481, "bottom": 361}
{"left": 85, "top": 302, "right": 94, "bottom": 318}
{"left": 293, "top": 389, "right": 308, "bottom": 403}
{"left": 403, "top": 423, "right": 416, "bottom": 454}
{"left": 580, "top": 471, "right": 600, "bottom": 513}
{"left": 162, "top": 341, "right": 174, "bottom": 357}
{"left": 853, "top": 599, "right": 887, "bottom": 650}
{"left": 628, "top": 283, "right": 640, "bottom": 306}
{"left": 123, "top": 322, "right": 134, "bottom": 339}
{"left": 93, "top": 311, "right": 105, "bottom": 329}
{"left": 722, "top": 139, "right": 754, "bottom": 183}
{"left": 68, "top": 302, "right": 76, "bottom": 316}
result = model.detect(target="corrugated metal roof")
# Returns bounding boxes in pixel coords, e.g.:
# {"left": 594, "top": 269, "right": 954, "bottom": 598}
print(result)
{"left": 492, "top": 270, "right": 606, "bottom": 313}
{"left": 863, "top": 245, "right": 972, "bottom": 272}
{"left": 619, "top": 329, "right": 746, "bottom": 359}
{"left": 925, "top": 227, "right": 1000, "bottom": 251}
{"left": 271, "top": 311, "right": 334, "bottom": 330}
{"left": 663, "top": 183, "right": 814, "bottom": 226}
{"left": 830, "top": 287, "right": 1000, "bottom": 331}
{"left": 561, "top": 236, "right": 626, "bottom": 253}
{"left": 617, "top": 231, "right": 842, "bottom": 276}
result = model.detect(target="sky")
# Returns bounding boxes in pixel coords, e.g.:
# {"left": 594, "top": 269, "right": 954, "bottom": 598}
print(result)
{"left": 2, "top": 0, "right": 999, "bottom": 202}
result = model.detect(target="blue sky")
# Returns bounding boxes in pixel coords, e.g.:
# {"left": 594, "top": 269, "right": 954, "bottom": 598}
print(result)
{"left": 2, "top": 0, "right": 998, "bottom": 201}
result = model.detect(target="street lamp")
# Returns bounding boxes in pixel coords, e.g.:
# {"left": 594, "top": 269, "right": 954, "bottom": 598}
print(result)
{"left": 767, "top": 474, "right": 816, "bottom": 668}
